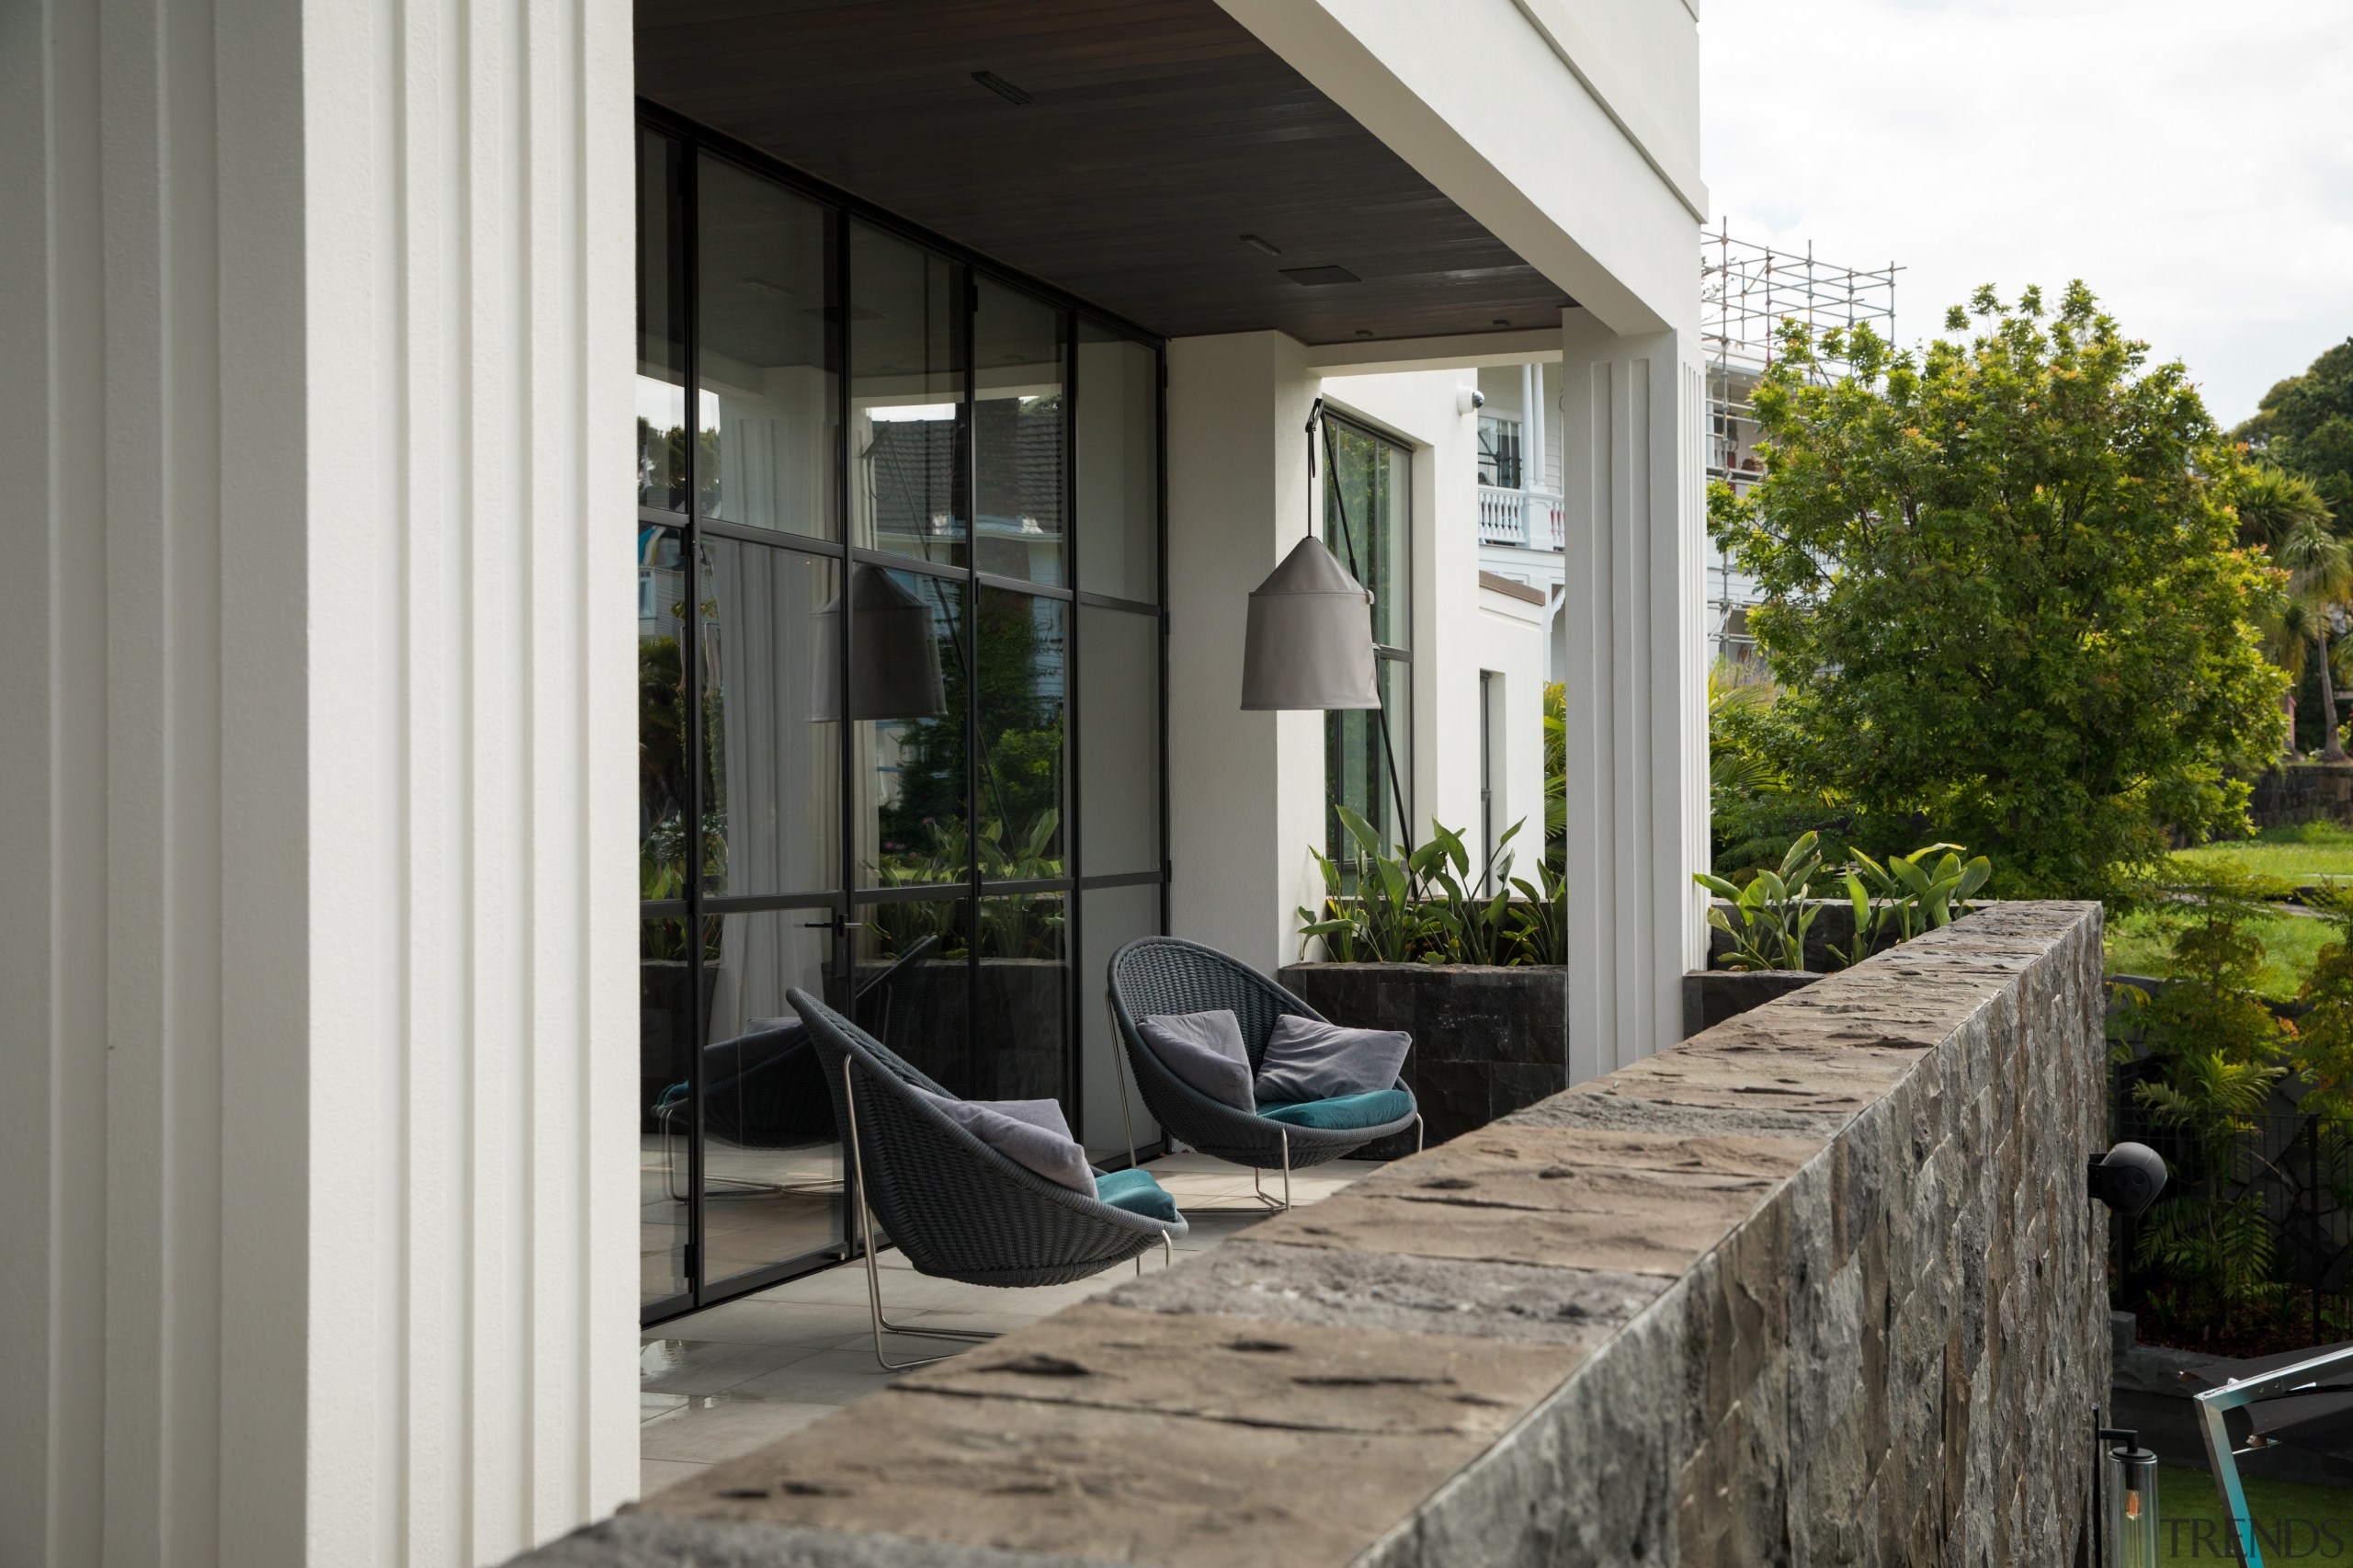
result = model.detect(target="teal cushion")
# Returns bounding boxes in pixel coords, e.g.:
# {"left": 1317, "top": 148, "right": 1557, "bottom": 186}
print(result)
{"left": 1256, "top": 1088, "right": 1415, "bottom": 1131}
{"left": 1093, "top": 1167, "right": 1181, "bottom": 1223}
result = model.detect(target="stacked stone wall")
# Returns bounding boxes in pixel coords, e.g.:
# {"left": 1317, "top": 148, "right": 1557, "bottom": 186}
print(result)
{"left": 521, "top": 903, "right": 2108, "bottom": 1567}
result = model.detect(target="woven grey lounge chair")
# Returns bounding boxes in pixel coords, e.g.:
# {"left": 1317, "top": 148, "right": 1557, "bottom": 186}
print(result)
{"left": 1106, "top": 937, "right": 1422, "bottom": 1210}
{"left": 790, "top": 987, "right": 1187, "bottom": 1370}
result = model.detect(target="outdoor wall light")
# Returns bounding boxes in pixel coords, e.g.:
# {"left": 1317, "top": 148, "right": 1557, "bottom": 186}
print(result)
{"left": 810, "top": 564, "right": 948, "bottom": 722}
{"left": 2088, "top": 1142, "right": 2168, "bottom": 1217}
{"left": 2103, "top": 1427, "right": 2161, "bottom": 1567}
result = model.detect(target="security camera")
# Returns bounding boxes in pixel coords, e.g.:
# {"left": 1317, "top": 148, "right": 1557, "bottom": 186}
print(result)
{"left": 1458, "top": 387, "right": 1485, "bottom": 415}
{"left": 2088, "top": 1142, "right": 2166, "bottom": 1217}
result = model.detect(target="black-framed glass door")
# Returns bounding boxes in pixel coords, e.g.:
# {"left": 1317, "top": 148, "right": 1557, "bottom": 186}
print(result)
{"left": 637, "top": 108, "right": 1168, "bottom": 1326}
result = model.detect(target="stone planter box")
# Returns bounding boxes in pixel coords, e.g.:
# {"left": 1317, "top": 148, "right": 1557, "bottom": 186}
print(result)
{"left": 1682, "top": 898, "right": 1978, "bottom": 1036}
{"left": 1276, "top": 962, "right": 1566, "bottom": 1153}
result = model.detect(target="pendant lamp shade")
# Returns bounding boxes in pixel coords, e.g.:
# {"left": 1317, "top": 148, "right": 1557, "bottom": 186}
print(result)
{"left": 810, "top": 563, "right": 949, "bottom": 722}
{"left": 1239, "top": 536, "right": 1381, "bottom": 710}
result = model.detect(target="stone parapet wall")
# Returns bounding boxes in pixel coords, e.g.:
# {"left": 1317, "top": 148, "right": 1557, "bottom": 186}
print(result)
{"left": 522, "top": 903, "right": 2107, "bottom": 1567}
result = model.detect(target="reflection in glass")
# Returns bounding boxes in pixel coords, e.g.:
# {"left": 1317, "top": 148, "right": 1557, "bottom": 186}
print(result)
{"left": 972, "top": 278, "right": 1064, "bottom": 585}
{"left": 1326, "top": 655, "right": 1412, "bottom": 858}
{"left": 1075, "top": 324, "right": 1158, "bottom": 603}
{"left": 978, "top": 588, "right": 1065, "bottom": 878}
{"left": 850, "top": 223, "right": 965, "bottom": 567}
{"left": 699, "top": 540, "right": 841, "bottom": 897}
{"left": 697, "top": 155, "right": 837, "bottom": 539}
{"left": 977, "top": 892, "right": 1067, "bottom": 1107}
{"left": 1323, "top": 420, "right": 1410, "bottom": 651}
{"left": 1077, "top": 883, "right": 1163, "bottom": 1154}
{"left": 639, "top": 914, "right": 708, "bottom": 1306}
{"left": 1076, "top": 605, "right": 1158, "bottom": 877}
{"left": 640, "top": 525, "right": 692, "bottom": 875}
{"left": 696, "top": 912, "right": 844, "bottom": 1289}
{"left": 858, "top": 571, "right": 968, "bottom": 888}
{"left": 638, "top": 129, "right": 689, "bottom": 515}
{"left": 853, "top": 899, "right": 971, "bottom": 1093}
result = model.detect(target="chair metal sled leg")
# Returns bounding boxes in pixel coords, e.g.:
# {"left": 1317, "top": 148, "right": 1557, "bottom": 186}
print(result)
{"left": 843, "top": 1060, "right": 1002, "bottom": 1372}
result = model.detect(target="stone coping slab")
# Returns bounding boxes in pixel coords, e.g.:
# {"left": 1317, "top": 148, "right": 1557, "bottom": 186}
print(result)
{"left": 517, "top": 902, "right": 2105, "bottom": 1567}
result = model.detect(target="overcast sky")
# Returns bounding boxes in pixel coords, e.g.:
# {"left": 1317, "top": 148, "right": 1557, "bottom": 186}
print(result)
{"left": 1698, "top": 0, "right": 2353, "bottom": 426}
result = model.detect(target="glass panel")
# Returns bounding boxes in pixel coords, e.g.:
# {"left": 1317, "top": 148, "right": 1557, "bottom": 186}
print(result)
{"left": 638, "top": 914, "right": 707, "bottom": 1307}
{"left": 977, "top": 587, "right": 1065, "bottom": 879}
{"left": 977, "top": 892, "right": 1068, "bottom": 1107}
{"left": 1076, "top": 605, "right": 1158, "bottom": 877}
{"left": 1074, "top": 324, "right": 1157, "bottom": 603}
{"left": 637, "top": 129, "right": 689, "bottom": 516}
{"left": 1324, "top": 420, "right": 1410, "bottom": 651}
{"left": 640, "top": 526, "right": 691, "bottom": 880}
{"left": 1077, "top": 882, "right": 1162, "bottom": 1155}
{"left": 699, "top": 540, "right": 840, "bottom": 897}
{"left": 849, "top": 222, "right": 965, "bottom": 568}
{"left": 699, "top": 912, "right": 844, "bottom": 1289}
{"left": 852, "top": 898, "right": 971, "bottom": 1094}
{"left": 972, "top": 278, "right": 1065, "bottom": 585}
{"left": 858, "top": 569, "right": 968, "bottom": 889}
{"left": 697, "top": 155, "right": 837, "bottom": 539}
{"left": 1325, "top": 656, "right": 1411, "bottom": 859}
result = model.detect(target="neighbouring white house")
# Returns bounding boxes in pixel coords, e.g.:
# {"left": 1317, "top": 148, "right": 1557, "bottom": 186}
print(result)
{"left": 1476, "top": 228, "right": 1901, "bottom": 676}
{"left": 1, "top": 1, "right": 1709, "bottom": 1562}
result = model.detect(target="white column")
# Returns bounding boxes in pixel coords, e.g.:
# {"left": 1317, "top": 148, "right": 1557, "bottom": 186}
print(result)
{"left": 1555, "top": 309, "right": 1709, "bottom": 1081}
{"left": 1165, "top": 333, "right": 1325, "bottom": 975}
{"left": 0, "top": 0, "right": 638, "bottom": 1562}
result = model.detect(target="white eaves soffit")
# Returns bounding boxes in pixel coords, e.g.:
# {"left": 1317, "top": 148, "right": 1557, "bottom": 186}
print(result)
{"left": 1213, "top": 0, "right": 1707, "bottom": 338}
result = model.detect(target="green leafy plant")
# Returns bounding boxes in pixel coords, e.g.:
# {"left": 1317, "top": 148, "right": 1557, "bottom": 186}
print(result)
{"left": 1301, "top": 804, "right": 1431, "bottom": 963}
{"left": 1711, "top": 283, "right": 2289, "bottom": 898}
{"left": 1506, "top": 858, "right": 1566, "bottom": 966}
{"left": 1826, "top": 844, "right": 1990, "bottom": 968}
{"left": 1696, "top": 832, "right": 1824, "bottom": 971}
{"left": 1299, "top": 807, "right": 1561, "bottom": 966}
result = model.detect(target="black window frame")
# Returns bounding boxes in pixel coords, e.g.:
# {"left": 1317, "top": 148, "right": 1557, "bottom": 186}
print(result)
{"left": 636, "top": 101, "right": 1171, "bottom": 1329}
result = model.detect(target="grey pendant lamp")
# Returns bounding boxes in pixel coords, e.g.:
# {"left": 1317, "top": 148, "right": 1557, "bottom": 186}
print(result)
{"left": 810, "top": 563, "right": 949, "bottom": 722}
{"left": 1240, "top": 535, "right": 1381, "bottom": 710}
{"left": 1240, "top": 400, "right": 1381, "bottom": 710}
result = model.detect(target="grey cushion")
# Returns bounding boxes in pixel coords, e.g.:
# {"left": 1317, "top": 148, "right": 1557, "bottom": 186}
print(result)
{"left": 1138, "top": 1009, "right": 1255, "bottom": 1112}
{"left": 1253, "top": 1015, "right": 1411, "bottom": 1105}
{"left": 913, "top": 1088, "right": 1095, "bottom": 1195}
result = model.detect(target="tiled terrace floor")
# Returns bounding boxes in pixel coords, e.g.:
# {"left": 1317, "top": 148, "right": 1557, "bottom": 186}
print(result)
{"left": 637, "top": 1153, "right": 1377, "bottom": 1499}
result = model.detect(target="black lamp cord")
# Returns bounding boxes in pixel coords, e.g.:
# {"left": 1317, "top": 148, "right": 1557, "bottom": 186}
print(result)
{"left": 1309, "top": 399, "right": 1414, "bottom": 854}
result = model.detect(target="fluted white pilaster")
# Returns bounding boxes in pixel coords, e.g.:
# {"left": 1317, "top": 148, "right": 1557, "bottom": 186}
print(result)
{"left": 1556, "top": 309, "right": 1709, "bottom": 1082}
{"left": 0, "top": 0, "right": 637, "bottom": 1562}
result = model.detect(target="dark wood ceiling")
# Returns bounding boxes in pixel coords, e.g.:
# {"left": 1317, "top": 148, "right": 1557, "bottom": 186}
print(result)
{"left": 636, "top": 0, "right": 1572, "bottom": 345}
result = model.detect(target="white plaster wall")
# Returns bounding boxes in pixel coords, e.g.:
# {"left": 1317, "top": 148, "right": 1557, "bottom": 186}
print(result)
{"left": 1165, "top": 334, "right": 1325, "bottom": 974}
{"left": 1213, "top": 0, "right": 1703, "bottom": 335}
{"left": 0, "top": 0, "right": 640, "bottom": 1561}
{"left": 1476, "top": 587, "right": 1552, "bottom": 879}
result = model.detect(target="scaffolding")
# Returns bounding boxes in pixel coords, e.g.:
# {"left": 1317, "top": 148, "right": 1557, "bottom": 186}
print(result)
{"left": 1699, "top": 224, "right": 1901, "bottom": 665}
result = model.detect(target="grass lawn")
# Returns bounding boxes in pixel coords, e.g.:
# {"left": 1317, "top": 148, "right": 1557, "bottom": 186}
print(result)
{"left": 2102, "top": 824, "right": 2353, "bottom": 1001}
{"left": 2152, "top": 1462, "right": 2353, "bottom": 1561}
{"left": 2173, "top": 822, "right": 2353, "bottom": 888}
{"left": 2105, "top": 906, "right": 2332, "bottom": 1003}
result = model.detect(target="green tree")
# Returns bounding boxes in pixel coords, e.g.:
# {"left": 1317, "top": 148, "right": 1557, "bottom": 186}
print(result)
{"left": 2236, "top": 338, "right": 2353, "bottom": 522}
{"left": 2231, "top": 465, "right": 2342, "bottom": 756}
{"left": 1711, "top": 283, "right": 2287, "bottom": 896}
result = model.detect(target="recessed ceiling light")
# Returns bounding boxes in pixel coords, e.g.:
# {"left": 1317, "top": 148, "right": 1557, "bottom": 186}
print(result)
{"left": 972, "top": 71, "right": 1033, "bottom": 106}
{"left": 1240, "top": 233, "right": 1282, "bottom": 256}
{"left": 1280, "top": 266, "right": 1360, "bottom": 287}
{"left": 1355, "top": 329, "right": 1375, "bottom": 338}
{"left": 1492, "top": 318, "right": 1510, "bottom": 327}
